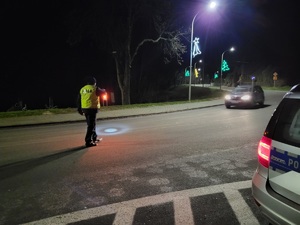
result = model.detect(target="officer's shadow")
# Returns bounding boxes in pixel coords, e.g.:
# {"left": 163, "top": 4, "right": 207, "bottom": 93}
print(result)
{"left": 0, "top": 146, "right": 87, "bottom": 180}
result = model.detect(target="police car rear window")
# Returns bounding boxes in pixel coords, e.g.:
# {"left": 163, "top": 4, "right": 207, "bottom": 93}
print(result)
{"left": 272, "top": 99, "right": 300, "bottom": 147}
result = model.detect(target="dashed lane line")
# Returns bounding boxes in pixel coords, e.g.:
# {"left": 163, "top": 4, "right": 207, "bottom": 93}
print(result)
{"left": 22, "top": 180, "right": 258, "bottom": 225}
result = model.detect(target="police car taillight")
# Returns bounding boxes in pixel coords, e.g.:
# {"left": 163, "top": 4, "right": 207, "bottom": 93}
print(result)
{"left": 258, "top": 136, "right": 272, "bottom": 168}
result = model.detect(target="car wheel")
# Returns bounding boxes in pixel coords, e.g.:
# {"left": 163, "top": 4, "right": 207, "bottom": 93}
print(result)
{"left": 225, "top": 104, "right": 230, "bottom": 109}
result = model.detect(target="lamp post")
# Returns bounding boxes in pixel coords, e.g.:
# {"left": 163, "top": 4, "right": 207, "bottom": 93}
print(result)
{"left": 220, "top": 47, "right": 235, "bottom": 90}
{"left": 188, "top": 13, "right": 199, "bottom": 101}
{"left": 188, "top": 1, "right": 217, "bottom": 101}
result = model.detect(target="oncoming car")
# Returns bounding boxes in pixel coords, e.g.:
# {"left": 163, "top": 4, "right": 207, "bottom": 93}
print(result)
{"left": 224, "top": 84, "right": 265, "bottom": 108}
{"left": 252, "top": 84, "right": 300, "bottom": 225}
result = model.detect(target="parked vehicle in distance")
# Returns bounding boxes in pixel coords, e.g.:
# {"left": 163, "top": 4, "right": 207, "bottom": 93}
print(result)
{"left": 224, "top": 84, "right": 265, "bottom": 108}
{"left": 252, "top": 84, "right": 300, "bottom": 225}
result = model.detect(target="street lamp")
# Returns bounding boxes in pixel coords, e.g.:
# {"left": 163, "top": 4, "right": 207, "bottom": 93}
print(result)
{"left": 188, "top": 1, "right": 217, "bottom": 101}
{"left": 220, "top": 47, "right": 235, "bottom": 90}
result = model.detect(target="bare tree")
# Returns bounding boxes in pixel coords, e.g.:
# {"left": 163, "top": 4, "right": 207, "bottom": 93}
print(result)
{"left": 66, "top": 0, "right": 187, "bottom": 105}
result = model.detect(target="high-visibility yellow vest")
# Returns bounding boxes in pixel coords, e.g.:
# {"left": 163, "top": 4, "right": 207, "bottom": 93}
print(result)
{"left": 80, "top": 85, "right": 100, "bottom": 109}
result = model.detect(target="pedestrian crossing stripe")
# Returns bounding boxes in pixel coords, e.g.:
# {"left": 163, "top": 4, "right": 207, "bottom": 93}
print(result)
{"left": 22, "top": 180, "right": 260, "bottom": 225}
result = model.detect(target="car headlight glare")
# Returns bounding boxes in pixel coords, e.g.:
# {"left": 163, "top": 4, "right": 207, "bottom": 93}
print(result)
{"left": 225, "top": 95, "right": 231, "bottom": 100}
{"left": 241, "top": 95, "right": 251, "bottom": 100}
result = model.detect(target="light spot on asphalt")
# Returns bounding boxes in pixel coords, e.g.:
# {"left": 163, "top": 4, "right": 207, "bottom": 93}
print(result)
{"left": 104, "top": 128, "right": 118, "bottom": 133}
{"left": 96, "top": 123, "right": 131, "bottom": 136}
{"left": 221, "top": 163, "right": 236, "bottom": 170}
{"left": 242, "top": 171, "right": 253, "bottom": 178}
{"left": 166, "top": 164, "right": 175, "bottom": 169}
{"left": 179, "top": 165, "right": 192, "bottom": 173}
{"left": 128, "top": 176, "right": 139, "bottom": 182}
{"left": 188, "top": 170, "right": 208, "bottom": 178}
{"left": 235, "top": 162, "right": 248, "bottom": 168}
{"left": 227, "top": 170, "right": 237, "bottom": 176}
{"left": 117, "top": 175, "right": 138, "bottom": 182}
{"left": 210, "top": 178, "right": 222, "bottom": 184}
{"left": 160, "top": 186, "right": 173, "bottom": 192}
{"left": 148, "top": 178, "right": 170, "bottom": 186}
{"left": 109, "top": 188, "right": 125, "bottom": 197}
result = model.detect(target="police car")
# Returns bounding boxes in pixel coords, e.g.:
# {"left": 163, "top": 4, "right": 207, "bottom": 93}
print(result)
{"left": 252, "top": 84, "right": 300, "bottom": 225}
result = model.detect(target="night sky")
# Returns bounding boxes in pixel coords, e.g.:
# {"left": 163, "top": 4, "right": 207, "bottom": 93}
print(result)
{"left": 1, "top": 0, "right": 299, "bottom": 111}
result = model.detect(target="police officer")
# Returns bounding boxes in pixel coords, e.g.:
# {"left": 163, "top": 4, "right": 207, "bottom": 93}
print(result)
{"left": 77, "top": 76, "right": 106, "bottom": 147}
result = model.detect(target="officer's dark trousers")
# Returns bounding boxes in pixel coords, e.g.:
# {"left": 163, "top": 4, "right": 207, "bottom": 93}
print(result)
{"left": 84, "top": 110, "right": 98, "bottom": 144}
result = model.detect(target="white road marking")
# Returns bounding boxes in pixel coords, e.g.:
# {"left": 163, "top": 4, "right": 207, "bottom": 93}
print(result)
{"left": 224, "top": 188, "right": 260, "bottom": 225}
{"left": 113, "top": 206, "right": 135, "bottom": 225}
{"left": 22, "top": 180, "right": 255, "bottom": 225}
{"left": 174, "top": 197, "right": 194, "bottom": 225}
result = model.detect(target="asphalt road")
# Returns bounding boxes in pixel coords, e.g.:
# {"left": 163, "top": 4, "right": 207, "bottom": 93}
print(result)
{"left": 0, "top": 90, "right": 286, "bottom": 225}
